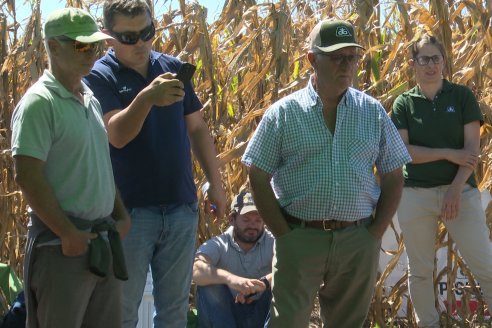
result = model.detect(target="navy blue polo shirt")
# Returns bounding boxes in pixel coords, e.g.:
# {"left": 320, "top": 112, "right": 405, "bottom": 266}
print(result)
{"left": 84, "top": 49, "right": 202, "bottom": 208}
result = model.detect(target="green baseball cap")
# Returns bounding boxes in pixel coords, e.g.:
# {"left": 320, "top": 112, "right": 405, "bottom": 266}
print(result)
{"left": 43, "top": 7, "right": 113, "bottom": 43}
{"left": 309, "top": 19, "right": 363, "bottom": 53}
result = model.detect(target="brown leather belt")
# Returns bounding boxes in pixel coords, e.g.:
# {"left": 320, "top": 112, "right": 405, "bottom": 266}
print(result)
{"left": 283, "top": 213, "right": 368, "bottom": 231}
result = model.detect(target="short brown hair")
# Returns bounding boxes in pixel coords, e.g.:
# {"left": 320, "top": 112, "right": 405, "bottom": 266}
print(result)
{"left": 409, "top": 31, "right": 446, "bottom": 60}
{"left": 103, "top": 0, "right": 152, "bottom": 30}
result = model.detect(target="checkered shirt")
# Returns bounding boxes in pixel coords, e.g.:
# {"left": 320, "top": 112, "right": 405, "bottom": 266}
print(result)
{"left": 242, "top": 78, "right": 411, "bottom": 221}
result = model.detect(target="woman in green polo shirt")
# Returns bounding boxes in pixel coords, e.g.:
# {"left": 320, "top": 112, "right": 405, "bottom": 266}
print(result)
{"left": 391, "top": 32, "right": 492, "bottom": 328}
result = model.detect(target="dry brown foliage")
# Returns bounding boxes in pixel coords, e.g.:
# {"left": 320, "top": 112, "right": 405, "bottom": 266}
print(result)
{"left": 1, "top": 0, "right": 492, "bottom": 326}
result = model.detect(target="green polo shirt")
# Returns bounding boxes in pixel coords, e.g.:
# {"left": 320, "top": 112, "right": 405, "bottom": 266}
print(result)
{"left": 11, "top": 70, "right": 116, "bottom": 219}
{"left": 391, "top": 79, "right": 483, "bottom": 188}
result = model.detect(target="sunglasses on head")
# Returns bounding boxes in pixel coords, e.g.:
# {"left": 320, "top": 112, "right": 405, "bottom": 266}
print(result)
{"left": 56, "top": 36, "right": 102, "bottom": 53}
{"left": 110, "top": 23, "right": 156, "bottom": 45}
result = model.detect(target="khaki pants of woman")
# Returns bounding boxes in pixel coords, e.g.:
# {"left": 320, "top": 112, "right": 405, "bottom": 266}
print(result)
{"left": 398, "top": 185, "right": 492, "bottom": 328}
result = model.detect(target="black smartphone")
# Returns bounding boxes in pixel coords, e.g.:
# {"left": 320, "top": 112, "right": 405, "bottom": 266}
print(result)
{"left": 176, "top": 62, "right": 196, "bottom": 82}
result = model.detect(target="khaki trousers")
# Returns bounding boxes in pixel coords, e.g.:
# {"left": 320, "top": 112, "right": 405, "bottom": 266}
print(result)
{"left": 268, "top": 222, "right": 381, "bottom": 328}
{"left": 30, "top": 245, "right": 121, "bottom": 328}
{"left": 398, "top": 185, "right": 492, "bottom": 328}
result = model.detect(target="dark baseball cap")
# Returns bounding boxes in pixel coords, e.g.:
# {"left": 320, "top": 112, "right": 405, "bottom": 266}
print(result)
{"left": 309, "top": 19, "right": 363, "bottom": 53}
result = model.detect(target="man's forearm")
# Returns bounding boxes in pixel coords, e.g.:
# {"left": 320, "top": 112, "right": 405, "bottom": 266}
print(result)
{"left": 186, "top": 112, "right": 226, "bottom": 217}
{"left": 371, "top": 168, "right": 404, "bottom": 238}
{"left": 112, "top": 189, "right": 131, "bottom": 238}
{"left": 193, "top": 259, "right": 237, "bottom": 286}
{"left": 105, "top": 93, "right": 154, "bottom": 149}
{"left": 188, "top": 121, "right": 222, "bottom": 187}
{"left": 249, "top": 165, "right": 290, "bottom": 237}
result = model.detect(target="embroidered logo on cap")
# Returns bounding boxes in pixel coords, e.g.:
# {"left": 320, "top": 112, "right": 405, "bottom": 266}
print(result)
{"left": 242, "top": 193, "right": 255, "bottom": 207}
{"left": 336, "top": 26, "right": 352, "bottom": 37}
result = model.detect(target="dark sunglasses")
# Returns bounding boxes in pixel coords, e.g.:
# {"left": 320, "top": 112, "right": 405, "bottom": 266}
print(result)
{"left": 56, "top": 37, "right": 102, "bottom": 53}
{"left": 414, "top": 55, "right": 443, "bottom": 66}
{"left": 110, "top": 23, "right": 156, "bottom": 45}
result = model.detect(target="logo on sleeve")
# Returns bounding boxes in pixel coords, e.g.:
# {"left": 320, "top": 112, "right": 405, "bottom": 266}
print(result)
{"left": 446, "top": 106, "right": 456, "bottom": 113}
{"left": 119, "top": 86, "right": 132, "bottom": 94}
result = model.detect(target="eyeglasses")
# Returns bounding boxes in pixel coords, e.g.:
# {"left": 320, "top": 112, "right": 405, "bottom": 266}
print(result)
{"left": 414, "top": 55, "right": 443, "bottom": 66}
{"left": 110, "top": 23, "right": 156, "bottom": 45}
{"left": 56, "top": 37, "right": 102, "bottom": 53}
{"left": 317, "top": 53, "right": 362, "bottom": 65}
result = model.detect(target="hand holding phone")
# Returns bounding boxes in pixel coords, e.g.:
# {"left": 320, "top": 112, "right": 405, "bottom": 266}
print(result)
{"left": 176, "top": 62, "right": 196, "bottom": 82}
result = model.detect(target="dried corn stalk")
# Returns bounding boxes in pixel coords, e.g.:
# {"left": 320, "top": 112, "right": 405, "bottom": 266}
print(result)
{"left": 1, "top": 0, "right": 492, "bottom": 326}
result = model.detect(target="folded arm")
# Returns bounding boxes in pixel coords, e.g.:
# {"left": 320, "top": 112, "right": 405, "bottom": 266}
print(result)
{"left": 398, "top": 122, "right": 480, "bottom": 220}
{"left": 192, "top": 254, "right": 266, "bottom": 296}
{"left": 398, "top": 128, "right": 479, "bottom": 169}
{"left": 441, "top": 121, "right": 481, "bottom": 220}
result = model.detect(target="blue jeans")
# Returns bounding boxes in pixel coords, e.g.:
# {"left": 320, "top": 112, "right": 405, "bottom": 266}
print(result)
{"left": 197, "top": 285, "right": 271, "bottom": 328}
{"left": 121, "top": 203, "right": 198, "bottom": 328}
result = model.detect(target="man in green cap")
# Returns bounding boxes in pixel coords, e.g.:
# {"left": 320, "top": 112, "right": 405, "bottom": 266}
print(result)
{"left": 242, "top": 19, "right": 411, "bottom": 327}
{"left": 11, "top": 7, "right": 130, "bottom": 328}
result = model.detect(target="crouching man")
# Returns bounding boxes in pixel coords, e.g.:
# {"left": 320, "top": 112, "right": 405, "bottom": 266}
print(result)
{"left": 193, "top": 190, "right": 274, "bottom": 328}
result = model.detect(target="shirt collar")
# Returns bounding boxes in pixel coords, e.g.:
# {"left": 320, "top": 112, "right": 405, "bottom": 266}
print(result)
{"left": 41, "top": 69, "right": 93, "bottom": 100}
{"left": 306, "top": 75, "right": 319, "bottom": 107}
{"left": 104, "top": 49, "right": 121, "bottom": 71}
{"left": 306, "top": 75, "right": 352, "bottom": 108}
{"left": 405, "top": 79, "right": 452, "bottom": 98}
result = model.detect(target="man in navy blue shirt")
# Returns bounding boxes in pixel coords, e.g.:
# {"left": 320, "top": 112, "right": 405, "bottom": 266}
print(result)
{"left": 84, "top": 1, "right": 226, "bottom": 327}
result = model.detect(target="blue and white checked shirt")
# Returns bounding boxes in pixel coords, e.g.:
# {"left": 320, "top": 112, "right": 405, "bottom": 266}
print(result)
{"left": 242, "top": 77, "right": 411, "bottom": 221}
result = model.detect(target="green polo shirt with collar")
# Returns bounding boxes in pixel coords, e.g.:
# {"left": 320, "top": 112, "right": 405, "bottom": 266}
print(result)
{"left": 391, "top": 79, "right": 483, "bottom": 188}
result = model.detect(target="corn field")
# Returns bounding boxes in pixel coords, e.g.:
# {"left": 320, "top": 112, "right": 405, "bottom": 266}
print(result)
{"left": 1, "top": 0, "right": 492, "bottom": 327}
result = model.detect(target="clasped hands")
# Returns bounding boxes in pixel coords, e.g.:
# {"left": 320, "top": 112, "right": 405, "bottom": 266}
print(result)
{"left": 228, "top": 276, "right": 267, "bottom": 304}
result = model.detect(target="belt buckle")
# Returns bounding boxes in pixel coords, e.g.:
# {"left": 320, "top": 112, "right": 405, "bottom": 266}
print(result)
{"left": 322, "top": 219, "right": 333, "bottom": 231}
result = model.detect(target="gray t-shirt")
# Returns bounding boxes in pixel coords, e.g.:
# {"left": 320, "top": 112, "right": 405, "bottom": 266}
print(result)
{"left": 196, "top": 226, "right": 274, "bottom": 297}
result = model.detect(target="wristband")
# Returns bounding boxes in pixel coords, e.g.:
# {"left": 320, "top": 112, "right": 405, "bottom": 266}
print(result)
{"left": 260, "top": 276, "right": 270, "bottom": 290}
